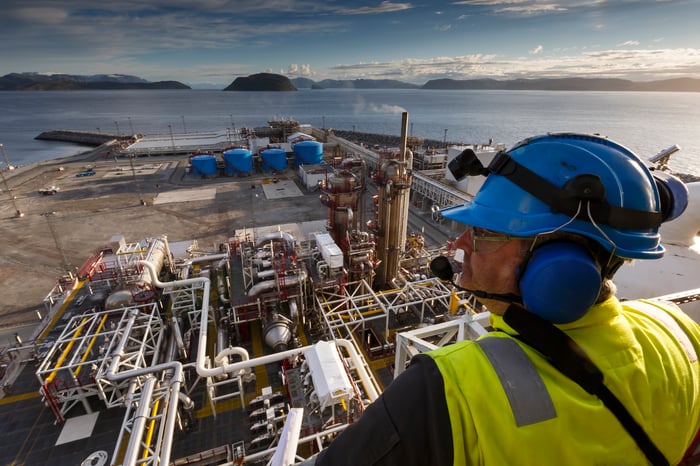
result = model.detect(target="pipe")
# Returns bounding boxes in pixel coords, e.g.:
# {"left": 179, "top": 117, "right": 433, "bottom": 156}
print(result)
{"left": 139, "top": 260, "right": 376, "bottom": 403}
{"left": 256, "top": 269, "right": 276, "bottom": 279}
{"left": 255, "top": 231, "right": 295, "bottom": 247}
{"left": 45, "top": 317, "right": 89, "bottom": 383}
{"left": 216, "top": 327, "right": 230, "bottom": 381}
{"left": 74, "top": 313, "right": 109, "bottom": 376}
{"left": 122, "top": 377, "right": 156, "bottom": 466}
{"left": 247, "top": 279, "right": 277, "bottom": 296}
{"left": 139, "top": 259, "right": 223, "bottom": 379}
{"left": 180, "top": 252, "right": 229, "bottom": 281}
{"left": 289, "top": 299, "right": 299, "bottom": 325}
{"left": 335, "top": 339, "right": 380, "bottom": 402}
{"left": 216, "top": 258, "right": 230, "bottom": 304}
{"left": 103, "top": 347, "right": 184, "bottom": 466}
{"left": 247, "top": 270, "right": 307, "bottom": 296}
{"left": 134, "top": 237, "right": 169, "bottom": 288}
{"left": 171, "top": 316, "right": 188, "bottom": 360}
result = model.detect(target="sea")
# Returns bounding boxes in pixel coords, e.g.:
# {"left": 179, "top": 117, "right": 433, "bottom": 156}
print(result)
{"left": 1, "top": 89, "right": 699, "bottom": 175}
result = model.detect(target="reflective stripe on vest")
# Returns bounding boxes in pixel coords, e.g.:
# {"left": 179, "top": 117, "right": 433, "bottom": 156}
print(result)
{"left": 476, "top": 337, "right": 556, "bottom": 426}
{"left": 636, "top": 300, "right": 697, "bottom": 363}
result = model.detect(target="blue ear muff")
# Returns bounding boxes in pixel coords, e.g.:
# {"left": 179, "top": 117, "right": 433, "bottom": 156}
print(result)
{"left": 518, "top": 242, "right": 602, "bottom": 324}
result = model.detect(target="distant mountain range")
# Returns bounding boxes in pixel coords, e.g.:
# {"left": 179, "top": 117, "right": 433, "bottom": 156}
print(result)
{"left": 0, "top": 72, "right": 190, "bottom": 90}
{"left": 293, "top": 76, "right": 700, "bottom": 92}
{"left": 292, "top": 77, "right": 420, "bottom": 90}
{"left": 3, "top": 72, "right": 700, "bottom": 92}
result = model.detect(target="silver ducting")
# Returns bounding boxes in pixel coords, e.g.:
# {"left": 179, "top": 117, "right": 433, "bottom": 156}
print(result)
{"left": 247, "top": 270, "right": 308, "bottom": 296}
{"left": 255, "top": 231, "right": 295, "bottom": 248}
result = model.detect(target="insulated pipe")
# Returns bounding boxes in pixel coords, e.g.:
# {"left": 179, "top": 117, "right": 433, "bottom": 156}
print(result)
{"left": 134, "top": 237, "right": 169, "bottom": 288}
{"left": 289, "top": 298, "right": 299, "bottom": 324}
{"left": 103, "top": 353, "right": 184, "bottom": 466}
{"left": 256, "top": 269, "right": 276, "bottom": 279}
{"left": 183, "top": 253, "right": 228, "bottom": 266}
{"left": 216, "top": 258, "right": 230, "bottom": 304}
{"left": 247, "top": 279, "right": 276, "bottom": 296}
{"left": 106, "top": 309, "right": 140, "bottom": 377}
{"left": 247, "top": 270, "right": 308, "bottom": 296}
{"left": 335, "top": 339, "right": 380, "bottom": 401}
{"left": 122, "top": 376, "right": 156, "bottom": 466}
{"left": 139, "top": 260, "right": 377, "bottom": 400}
{"left": 216, "top": 327, "right": 230, "bottom": 381}
{"left": 181, "top": 252, "right": 229, "bottom": 280}
{"left": 255, "top": 231, "right": 294, "bottom": 247}
{"left": 171, "top": 316, "right": 188, "bottom": 360}
{"left": 139, "top": 260, "right": 232, "bottom": 379}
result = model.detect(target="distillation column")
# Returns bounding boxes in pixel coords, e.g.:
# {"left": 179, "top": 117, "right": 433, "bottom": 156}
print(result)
{"left": 373, "top": 112, "right": 413, "bottom": 288}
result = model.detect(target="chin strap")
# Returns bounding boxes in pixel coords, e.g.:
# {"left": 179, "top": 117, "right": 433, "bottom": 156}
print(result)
{"left": 502, "top": 305, "right": 669, "bottom": 466}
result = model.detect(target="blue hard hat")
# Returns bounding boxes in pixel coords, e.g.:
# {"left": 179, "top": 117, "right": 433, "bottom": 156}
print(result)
{"left": 441, "top": 133, "right": 688, "bottom": 260}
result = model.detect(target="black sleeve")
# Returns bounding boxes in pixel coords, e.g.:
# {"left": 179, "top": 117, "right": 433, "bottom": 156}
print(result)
{"left": 315, "top": 354, "right": 453, "bottom": 466}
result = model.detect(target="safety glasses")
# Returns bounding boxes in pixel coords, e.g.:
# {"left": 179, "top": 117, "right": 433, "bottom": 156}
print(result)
{"left": 469, "top": 226, "right": 525, "bottom": 253}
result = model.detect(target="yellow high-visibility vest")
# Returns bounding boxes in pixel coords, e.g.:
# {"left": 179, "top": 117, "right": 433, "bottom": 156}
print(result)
{"left": 429, "top": 298, "right": 700, "bottom": 465}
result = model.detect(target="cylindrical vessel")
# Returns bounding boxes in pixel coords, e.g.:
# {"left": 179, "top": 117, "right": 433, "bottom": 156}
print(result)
{"left": 260, "top": 148, "right": 287, "bottom": 171}
{"left": 293, "top": 140, "right": 323, "bottom": 166}
{"left": 190, "top": 154, "right": 218, "bottom": 177}
{"left": 223, "top": 148, "right": 253, "bottom": 175}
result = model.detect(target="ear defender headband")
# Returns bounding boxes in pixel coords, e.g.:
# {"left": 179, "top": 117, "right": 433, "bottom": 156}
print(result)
{"left": 448, "top": 147, "right": 686, "bottom": 230}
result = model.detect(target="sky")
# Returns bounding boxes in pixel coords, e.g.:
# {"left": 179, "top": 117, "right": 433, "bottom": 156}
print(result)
{"left": 2, "top": 0, "right": 700, "bottom": 88}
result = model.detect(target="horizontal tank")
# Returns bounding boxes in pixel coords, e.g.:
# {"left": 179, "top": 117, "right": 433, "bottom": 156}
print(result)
{"left": 293, "top": 140, "right": 323, "bottom": 166}
{"left": 224, "top": 148, "right": 253, "bottom": 175}
{"left": 190, "top": 154, "right": 218, "bottom": 177}
{"left": 261, "top": 148, "right": 287, "bottom": 171}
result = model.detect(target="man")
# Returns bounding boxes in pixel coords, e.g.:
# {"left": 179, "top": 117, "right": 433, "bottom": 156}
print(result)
{"left": 302, "top": 133, "right": 700, "bottom": 465}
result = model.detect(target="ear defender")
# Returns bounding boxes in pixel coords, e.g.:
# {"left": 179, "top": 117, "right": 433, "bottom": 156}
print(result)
{"left": 652, "top": 170, "right": 689, "bottom": 222}
{"left": 518, "top": 242, "right": 602, "bottom": 324}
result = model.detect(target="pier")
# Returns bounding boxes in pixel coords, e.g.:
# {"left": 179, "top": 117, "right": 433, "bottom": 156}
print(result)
{"left": 35, "top": 130, "right": 129, "bottom": 146}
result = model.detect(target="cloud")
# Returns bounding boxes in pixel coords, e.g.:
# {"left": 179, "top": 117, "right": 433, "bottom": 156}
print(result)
{"left": 619, "top": 40, "right": 640, "bottom": 47}
{"left": 12, "top": 7, "right": 68, "bottom": 24}
{"left": 337, "top": 1, "right": 413, "bottom": 15}
{"left": 495, "top": 3, "right": 567, "bottom": 15}
{"left": 324, "top": 47, "right": 700, "bottom": 83}
{"left": 288, "top": 64, "right": 314, "bottom": 76}
{"left": 451, "top": 0, "right": 565, "bottom": 14}
{"left": 530, "top": 44, "right": 544, "bottom": 54}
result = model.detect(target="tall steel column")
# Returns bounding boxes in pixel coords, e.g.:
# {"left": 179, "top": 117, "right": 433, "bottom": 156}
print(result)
{"left": 373, "top": 112, "right": 413, "bottom": 289}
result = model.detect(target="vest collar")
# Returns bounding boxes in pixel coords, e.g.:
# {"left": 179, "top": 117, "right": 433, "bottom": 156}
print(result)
{"left": 490, "top": 296, "right": 622, "bottom": 335}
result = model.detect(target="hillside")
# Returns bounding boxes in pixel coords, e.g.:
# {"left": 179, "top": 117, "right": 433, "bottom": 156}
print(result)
{"left": 421, "top": 77, "right": 700, "bottom": 92}
{"left": 0, "top": 72, "right": 190, "bottom": 90}
{"left": 293, "top": 78, "right": 419, "bottom": 89}
{"left": 290, "top": 76, "right": 700, "bottom": 91}
{"left": 224, "top": 73, "right": 296, "bottom": 91}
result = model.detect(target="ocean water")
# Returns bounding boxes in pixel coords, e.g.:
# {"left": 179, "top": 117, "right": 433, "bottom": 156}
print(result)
{"left": 1, "top": 89, "right": 699, "bottom": 175}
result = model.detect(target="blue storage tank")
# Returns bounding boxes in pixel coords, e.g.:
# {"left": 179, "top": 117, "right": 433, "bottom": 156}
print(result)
{"left": 261, "top": 148, "right": 287, "bottom": 171}
{"left": 190, "top": 154, "right": 218, "bottom": 177}
{"left": 294, "top": 140, "right": 323, "bottom": 166}
{"left": 223, "top": 148, "right": 253, "bottom": 175}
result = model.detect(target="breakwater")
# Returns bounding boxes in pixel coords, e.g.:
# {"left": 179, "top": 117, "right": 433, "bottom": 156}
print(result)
{"left": 35, "top": 130, "right": 128, "bottom": 146}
